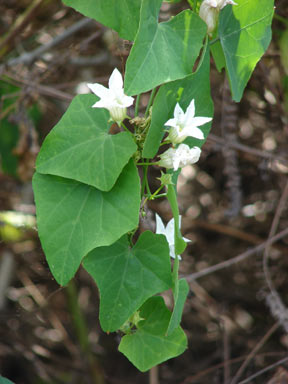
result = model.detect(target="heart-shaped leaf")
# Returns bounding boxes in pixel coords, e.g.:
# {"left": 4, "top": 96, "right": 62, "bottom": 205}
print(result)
{"left": 83, "top": 231, "right": 173, "bottom": 332}
{"left": 36, "top": 95, "right": 137, "bottom": 192}
{"left": 124, "top": 0, "right": 207, "bottom": 95}
{"left": 62, "top": 0, "right": 142, "bottom": 41}
{"left": 33, "top": 160, "right": 141, "bottom": 286}
{"left": 119, "top": 296, "right": 187, "bottom": 372}
{"left": 219, "top": 0, "right": 274, "bottom": 101}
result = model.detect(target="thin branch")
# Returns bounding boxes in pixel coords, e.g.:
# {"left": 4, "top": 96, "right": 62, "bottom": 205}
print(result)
{"left": 238, "top": 355, "right": 288, "bottom": 384}
{"left": 0, "top": 0, "right": 45, "bottom": 56}
{"left": 185, "top": 227, "right": 288, "bottom": 282}
{"left": 230, "top": 322, "right": 279, "bottom": 384}
{"left": 207, "top": 133, "right": 288, "bottom": 163}
{"left": 263, "top": 178, "right": 288, "bottom": 293}
{"left": 4, "top": 18, "right": 94, "bottom": 67}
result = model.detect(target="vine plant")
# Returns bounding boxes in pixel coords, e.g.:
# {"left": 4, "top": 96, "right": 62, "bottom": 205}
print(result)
{"left": 32, "top": 0, "right": 274, "bottom": 371}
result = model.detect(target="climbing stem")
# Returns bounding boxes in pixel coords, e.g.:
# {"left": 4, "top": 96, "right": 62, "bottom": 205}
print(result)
{"left": 135, "top": 93, "right": 141, "bottom": 116}
{"left": 145, "top": 87, "right": 157, "bottom": 118}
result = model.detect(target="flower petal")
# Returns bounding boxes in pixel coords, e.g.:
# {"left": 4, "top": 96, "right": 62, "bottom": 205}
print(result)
{"left": 192, "top": 116, "right": 212, "bottom": 127}
{"left": 92, "top": 98, "right": 113, "bottom": 109}
{"left": 87, "top": 83, "right": 111, "bottom": 99}
{"left": 184, "top": 99, "right": 195, "bottom": 123}
{"left": 155, "top": 214, "right": 166, "bottom": 236}
{"left": 165, "top": 218, "right": 175, "bottom": 244}
{"left": 108, "top": 68, "right": 123, "bottom": 92}
{"left": 121, "top": 94, "right": 134, "bottom": 108}
{"left": 174, "top": 103, "right": 184, "bottom": 122}
{"left": 182, "top": 126, "right": 204, "bottom": 140}
{"left": 164, "top": 118, "right": 179, "bottom": 128}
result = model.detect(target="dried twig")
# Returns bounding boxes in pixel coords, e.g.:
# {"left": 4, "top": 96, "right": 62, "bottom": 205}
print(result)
{"left": 230, "top": 322, "right": 279, "bottom": 384}
{"left": 207, "top": 133, "right": 288, "bottom": 164}
{"left": 264, "top": 178, "right": 288, "bottom": 331}
{"left": 185, "top": 227, "right": 288, "bottom": 282}
{"left": 238, "top": 355, "right": 288, "bottom": 384}
{"left": 0, "top": 0, "right": 45, "bottom": 57}
{"left": 3, "top": 18, "right": 94, "bottom": 67}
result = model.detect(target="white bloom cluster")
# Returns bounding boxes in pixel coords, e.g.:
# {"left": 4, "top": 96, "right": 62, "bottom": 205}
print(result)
{"left": 158, "top": 100, "right": 211, "bottom": 171}
{"left": 199, "top": 0, "right": 237, "bottom": 34}
{"left": 87, "top": 68, "right": 134, "bottom": 126}
{"left": 155, "top": 214, "right": 190, "bottom": 260}
{"left": 158, "top": 144, "right": 201, "bottom": 171}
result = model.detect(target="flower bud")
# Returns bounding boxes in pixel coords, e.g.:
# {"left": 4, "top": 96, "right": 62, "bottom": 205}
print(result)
{"left": 109, "top": 106, "right": 127, "bottom": 126}
{"left": 158, "top": 144, "right": 201, "bottom": 171}
{"left": 199, "top": 1, "right": 218, "bottom": 34}
{"left": 199, "top": 0, "right": 237, "bottom": 35}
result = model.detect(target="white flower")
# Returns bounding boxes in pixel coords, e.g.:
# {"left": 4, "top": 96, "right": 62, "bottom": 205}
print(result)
{"left": 199, "top": 0, "right": 237, "bottom": 34}
{"left": 165, "top": 100, "right": 212, "bottom": 144}
{"left": 87, "top": 68, "right": 134, "bottom": 126}
{"left": 158, "top": 144, "right": 201, "bottom": 171}
{"left": 155, "top": 214, "right": 190, "bottom": 259}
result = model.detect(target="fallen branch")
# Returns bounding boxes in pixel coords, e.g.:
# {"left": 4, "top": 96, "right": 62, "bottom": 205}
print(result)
{"left": 185, "top": 227, "right": 288, "bottom": 282}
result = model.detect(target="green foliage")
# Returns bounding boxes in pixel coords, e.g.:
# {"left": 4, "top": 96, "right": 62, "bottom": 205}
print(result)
{"left": 62, "top": 0, "right": 142, "bottom": 41}
{"left": 83, "top": 231, "right": 173, "bottom": 331}
{"left": 33, "top": 160, "right": 141, "bottom": 286}
{"left": 124, "top": 0, "right": 207, "bottom": 95}
{"left": 0, "top": 83, "right": 19, "bottom": 176}
{"left": 32, "top": 0, "right": 275, "bottom": 370}
{"left": 219, "top": 0, "right": 274, "bottom": 101}
{"left": 36, "top": 95, "right": 137, "bottom": 191}
{"left": 0, "top": 377, "right": 14, "bottom": 384}
{"left": 119, "top": 296, "right": 187, "bottom": 372}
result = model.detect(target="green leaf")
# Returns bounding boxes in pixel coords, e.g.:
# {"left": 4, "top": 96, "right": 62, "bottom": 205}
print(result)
{"left": 36, "top": 95, "right": 137, "bottom": 192}
{"left": 124, "top": 0, "right": 207, "bottom": 95}
{"left": 219, "top": 0, "right": 274, "bottom": 101}
{"left": 0, "top": 377, "right": 14, "bottom": 384}
{"left": 167, "top": 278, "right": 189, "bottom": 336}
{"left": 62, "top": 0, "right": 142, "bottom": 41}
{"left": 33, "top": 160, "right": 141, "bottom": 286}
{"left": 83, "top": 231, "right": 172, "bottom": 332}
{"left": 142, "top": 46, "right": 213, "bottom": 158}
{"left": 119, "top": 296, "right": 187, "bottom": 371}
{"left": 210, "top": 39, "right": 226, "bottom": 72}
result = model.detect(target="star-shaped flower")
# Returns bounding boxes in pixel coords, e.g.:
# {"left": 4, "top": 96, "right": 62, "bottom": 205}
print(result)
{"left": 155, "top": 214, "right": 190, "bottom": 259}
{"left": 87, "top": 68, "right": 134, "bottom": 126}
{"left": 165, "top": 100, "right": 212, "bottom": 144}
{"left": 158, "top": 144, "right": 201, "bottom": 171}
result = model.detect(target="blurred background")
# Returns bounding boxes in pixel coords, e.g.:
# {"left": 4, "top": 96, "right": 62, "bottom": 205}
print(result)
{"left": 0, "top": 0, "right": 288, "bottom": 383}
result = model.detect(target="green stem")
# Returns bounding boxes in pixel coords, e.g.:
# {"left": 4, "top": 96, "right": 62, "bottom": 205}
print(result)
{"left": 66, "top": 281, "right": 105, "bottom": 384}
{"left": 160, "top": 140, "right": 171, "bottom": 146}
{"left": 274, "top": 13, "right": 288, "bottom": 26}
{"left": 137, "top": 162, "right": 158, "bottom": 166}
{"left": 144, "top": 164, "right": 151, "bottom": 195}
{"left": 209, "top": 36, "right": 220, "bottom": 46}
{"left": 151, "top": 192, "right": 167, "bottom": 199}
{"left": 66, "top": 281, "right": 89, "bottom": 352}
{"left": 121, "top": 122, "right": 131, "bottom": 134}
{"left": 149, "top": 185, "right": 165, "bottom": 200}
{"left": 193, "top": 0, "right": 197, "bottom": 13}
{"left": 135, "top": 94, "right": 141, "bottom": 116}
{"left": 172, "top": 255, "right": 180, "bottom": 291}
{"left": 145, "top": 87, "right": 157, "bottom": 118}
